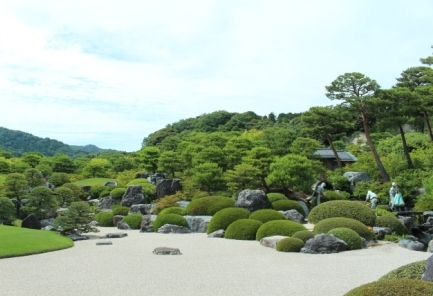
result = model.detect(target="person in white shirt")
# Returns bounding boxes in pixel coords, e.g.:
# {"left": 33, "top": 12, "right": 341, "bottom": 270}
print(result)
{"left": 307, "top": 182, "right": 325, "bottom": 205}
{"left": 365, "top": 190, "right": 379, "bottom": 209}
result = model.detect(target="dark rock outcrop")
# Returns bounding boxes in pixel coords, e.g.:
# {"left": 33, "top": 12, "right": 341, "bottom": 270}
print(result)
{"left": 21, "top": 214, "right": 41, "bottom": 230}
{"left": 235, "top": 189, "right": 271, "bottom": 212}
{"left": 121, "top": 185, "right": 145, "bottom": 207}
{"left": 156, "top": 179, "right": 182, "bottom": 199}
{"left": 301, "top": 234, "right": 348, "bottom": 254}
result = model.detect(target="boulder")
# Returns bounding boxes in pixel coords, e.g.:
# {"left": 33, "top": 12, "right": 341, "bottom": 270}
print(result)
{"left": 301, "top": 234, "right": 348, "bottom": 254}
{"left": 140, "top": 214, "right": 157, "bottom": 233}
{"left": 399, "top": 238, "right": 425, "bottom": 251}
{"left": 21, "top": 214, "right": 41, "bottom": 230}
{"left": 96, "top": 241, "right": 113, "bottom": 245}
{"left": 260, "top": 236, "right": 288, "bottom": 249}
{"left": 40, "top": 218, "right": 55, "bottom": 228}
{"left": 104, "top": 181, "right": 117, "bottom": 187}
{"left": 281, "top": 209, "right": 304, "bottom": 223}
{"left": 117, "top": 222, "right": 131, "bottom": 230}
{"left": 208, "top": 230, "right": 225, "bottom": 238}
{"left": 68, "top": 234, "right": 90, "bottom": 241}
{"left": 148, "top": 173, "right": 166, "bottom": 185}
{"left": 153, "top": 247, "right": 182, "bottom": 255}
{"left": 343, "top": 172, "right": 370, "bottom": 193}
{"left": 184, "top": 215, "right": 211, "bottom": 233}
{"left": 235, "top": 189, "right": 271, "bottom": 212}
{"left": 121, "top": 185, "right": 145, "bottom": 207}
{"left": 129, "top": 204, "right": 154, "bottom": 215}
{"left": 157, "top": 224, "right": 192, "bottom": 234}
{"left": 156, "top": 179, "right": 182, "bottom": 199}
{"left": 135, "top": 172, "right": 149, "bottom": 179}
{"left": 113, "top": 215, "right": 124, "bottom": 226}
{"left": 98, "top": 196, "right": 116, "bottom": 210}
{"left": 103, "top": 232, "right": 128, "bottom": 239}
{"left": 373, "top": 227, "right": 393, "bottom": 240}
{"left": 176, "top": 201, "right": 190, "bottom": 208}
{"left": 423, "top": 255, "right": 433, "bottom": 281}
{"left": 398, "top": 216, "right": 414, "bottom": 234}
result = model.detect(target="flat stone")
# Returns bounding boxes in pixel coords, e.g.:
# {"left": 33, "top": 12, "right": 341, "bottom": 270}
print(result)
{"left": 153, "top": 247, "right": 182, "bottom": 255}
{"left": 96, "top": 241, "right": 113, "bottom": 245}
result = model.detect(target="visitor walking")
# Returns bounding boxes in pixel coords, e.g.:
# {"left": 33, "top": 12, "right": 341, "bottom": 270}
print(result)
{"left": 307, "top": 181, "right": 325, "bottom": 205}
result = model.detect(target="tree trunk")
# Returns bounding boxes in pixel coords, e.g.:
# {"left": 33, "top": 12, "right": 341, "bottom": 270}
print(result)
{"left": 398, "top": 124, "right": 414, "bottom": 168}
{"left": 423, "top": 111, "right": 433, "bottom": 141}
{"left": 361, "top": 111, "right": 390, "bottom": 182}
{"left": 327, "top": 135, "right": 342, "bottom": 168}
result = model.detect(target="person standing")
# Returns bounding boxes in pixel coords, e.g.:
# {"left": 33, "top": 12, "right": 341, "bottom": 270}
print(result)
{"left": 365, "top": 190, "right": 379, "bottom": 209}
{"left": 307, "top": 181, "right": 325, "bottom": 205}
{"left": 389, "top": 182, "right": 398, "bottom": 210}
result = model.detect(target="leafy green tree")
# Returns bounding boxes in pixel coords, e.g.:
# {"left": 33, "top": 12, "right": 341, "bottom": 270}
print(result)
{"left": 53, "top": 201, "right": 97, "bottom": 235}
{"left": 22, "top": 186, "right": 58, "bottom": 219}
{"left": 112, "top": 156, "right": 135, "bottom": 172}
{"left": 242, "top": 146, "right": 274, "bottom": 191}
{"left": 192, "top": 162, "right": 225, "bottom": 192}
{"left": 260, "top": 127, "right": 297, "bottom": 156}
{"left": 289, "top": 137, "right": 322, "bottom": 159}
{"left": 35, "top": 163, "right": 53, "bottom": 178}
{"left": 22, "top": 152, "right": 43, "bottom": 168}
{"left": 0, "top": 157, "right": 10, "bottom": 174}
{"left": 223, "top": 136, "right": 253, "bottom": 170}
{"left": 55, "top": 187, "right": 76, "bottom": 207}
{"left": 326, "top": 72, "right": 390, "bottom": 182}
{"left": 23, "top": 168, "right": 44, "bottom": 188}
{"left": 61, "top": 183, "right": 86, "bottom": 201}
{"left": 51, "top": 153, "right": 76, "bottom": 173}
{"left": 192, "top": 146, "right": 227, "bottom": 169}
{"left": 138, "top": 146, "right": 161, "bottom": 173}
{"left": 224, "top": 163, "right": 261, "bottom": 192}
{"left": 158, "top": 151, "right": 184, "bottom": 177}
{"left": 0, "top": 197, "right": 16, "bottom": 225}
{"left": 3, "top": 173, "right": 28, "bottom": 216}
{"left": 82, "top": 158, "right": 111, "bottom": 178}
{"left": 178, "top": 142, "right": 205, "bottom": 169}
{"left": 49, "top": 172, "right": 71, "bottom": 187}
{"left": 9, "top": 159, "right": 31, "bottom": 173}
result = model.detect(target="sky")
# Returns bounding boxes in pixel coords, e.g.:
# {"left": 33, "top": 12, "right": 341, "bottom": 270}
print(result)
{"left": 0, "top": 0, "right": 432, "bottom": 152}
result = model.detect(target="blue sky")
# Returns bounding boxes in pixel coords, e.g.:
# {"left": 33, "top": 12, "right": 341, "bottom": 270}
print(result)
{"left": 0, "top": 0, "right": 432, "bottom": 152}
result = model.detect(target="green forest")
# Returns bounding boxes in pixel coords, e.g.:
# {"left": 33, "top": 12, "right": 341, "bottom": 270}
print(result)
{"left": 1, "top": 50, "right": 433, "bottom": 226}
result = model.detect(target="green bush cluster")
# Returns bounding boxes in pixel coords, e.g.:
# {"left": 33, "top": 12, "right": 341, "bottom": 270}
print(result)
{"left": 375, "top": 216, "right": 408, "bottom": 236}
{"left": 327, "top": 227, "right": 363, "bottom": 250}
{"left": 0, "top": 197, "right": 16, "bottom": 225}
{"left": 308, "top": 200, "right": 376, "bottom": 226}
{"left": 379, "top": 260, "right": 426, "bottom": 281}
{"left": 374, "top": 208, "right": 395, "bottom": 217}
{"left": 267, "top": 193, "right": 287, "bottom": 203}
{"left": 291, "top": 230, "right": 315, "bottom": 243}
{"left": 153, "top": 213, "right": 189, "bottom": 232}
{"left": 376, "top": 204, "right": 391, "bottom": 211}
{"left": 314, "top": 217, "right": 374, "bottom": 240}
{"left": 323, "top": 190, "right": 350, "bottom": 201}
{"left": 344, "top": 279, "right": 433, "bottom": 296}
{"left": 121, "top": 214, "right": 143, "bottom": 229}
{"left": 256, "top": 220, "right": 307, "bottom": 241}
{"left": 110, "top": 188, "right": 126, "bottom": 199}
{"left": 158, "top": 207, "right": 186, "bottom": 216}
{"left": 276, "top": 237, "right": 304, "bottom": 252}
{"left": 111, "top": 205, "right": 130, "bottom": 216}
{"left": 94, "top": 211, "right": 114, "bottom": 227}
{"left": 224, "top": 219, "right": 263, "bottom": 240}
{"left": 207, "top": 207, "right": 250, "bottom": 234}
{"left": 414, "top": 194, "right": 433, "bottom": 211}
{"left": 272, "top": 200, "right": 305, "bottom": 216}
{"left": 186, "top": 196, "right": 235, "bottom": 216}
{"left": 249, "top": 209, "right": 286, "bottom": 223}
{"left": 99, "top": 186, "right": 116, "bottom": 198}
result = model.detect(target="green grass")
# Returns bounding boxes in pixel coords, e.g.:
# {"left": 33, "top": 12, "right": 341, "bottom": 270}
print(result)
{"left": 0, "top": 225, "right": 74, "bottom": 259}
{"left": 72, "top": 178, "right": 116, "bottom": 187}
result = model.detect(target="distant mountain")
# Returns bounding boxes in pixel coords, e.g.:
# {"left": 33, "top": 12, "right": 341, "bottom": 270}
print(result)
{"left": 69, "top": 144, "right": 118, "bottom": 154}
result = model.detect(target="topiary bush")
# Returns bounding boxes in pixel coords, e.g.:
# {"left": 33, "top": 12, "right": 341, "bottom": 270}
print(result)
{"left": 379, "top": 260, "right": 426, "bottom": 281}
{"left": 256, "top": 220, "right": 307, "bottom": 241}
{"left": 376, "top": 204, "right": 392, "bottom": 211}
{"left": 291, "top": 230, "right": 315, "bottom": 243}
{"left": 375, "top": 215, "right": 408, "bottom": 235}
{"left": 276, "top": 237, "right": 305, "bottom": 252}
{"left": 344, "top": 279, "right": 433, "bottom": 296}
{"left": 110, "top": 188, "right": 126, "bottom": 200}
{"left": 121, "top": 213, "right": 143, "bottom": 229}
{"left": 267, "top": 193, "right": 287, "bottom": 203}
{"left": 272, "top": 199, "right": 305, "bottom": 216}
{"left": 327, "top": 227, "right": 363, "bottom": 250}
{"left": 158, "top": 207, "right": 186, "bottom": 216}
{"left": 314, "top": 217, "right": 374, "bottom": 240}
{"left": 224, "top": 219, "right": 263, "bottom": 240}
{"left": 249, "top": 209, "right": 287, "bottom": 223}
{"left": 374, "top": 208, "right": 396, "bottom": 217}
{"left": 323, "top": 190, "right": 350, "bottom": 201}
{"left": 111, "top": 205, "right": 130, "bottom": 216}
{"left": 308, "top": 200, "right": 376, "bottom": 226}
{"left": 153, "top": 213, "right": 189, "bottom": 232}
{"left": 186, "top": 196, "right": 235, "bottom": 216}
{"left": 207, "top": 207, "right": 251, "bottom": 234}
{"left": 94, "top": 211, "right": 114, "bottom": 227}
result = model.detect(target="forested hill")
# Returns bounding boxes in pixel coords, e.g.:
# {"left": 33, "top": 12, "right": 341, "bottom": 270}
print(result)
{"left": 0, "top": 127, "right": 107, "bottom": 157}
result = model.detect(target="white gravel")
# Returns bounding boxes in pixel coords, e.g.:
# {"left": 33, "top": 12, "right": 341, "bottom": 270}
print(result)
{"left": 0, "top": 227, "right": 431, "bottom": 296}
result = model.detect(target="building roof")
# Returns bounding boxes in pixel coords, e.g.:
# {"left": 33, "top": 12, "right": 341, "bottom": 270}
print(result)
{"left": 314, "top": 148, "right": 357, "bottom": 162}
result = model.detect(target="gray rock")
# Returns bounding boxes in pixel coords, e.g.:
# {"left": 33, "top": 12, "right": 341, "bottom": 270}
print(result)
{"left": 235, "top": 189, "right": 271, "bottom": 212}
{"left": 184, "top": 215, "right": 211, "bottom": 233}
{"left": 427, "top": 240, "right": 433, "bottom": 253}
{"left": 148, "top": 173, "right": 166, "bottom": 185}
{"left": 397, "top": 216, "right": 413, "bottom": 234}
{"left": 260, "top": 236, "right": 289, "bottom": 249}
{"left": 21, "top": 214, "right": 41, "bottom": 230}
{"left": 157, "top": 224, "right": 192, "bottom": 234}
{"left": 129, "top": 204, "right": 154, "bottom": 215}
{"left": 373, "top": 227, "right": 393, "bottom": 240}
{"left": 423, "top": 255, "right": 433, "bottom": 281}
{"left": 343, "top": 171, "right": 370, "bottom": 194}
{"left": 98, "top": 196, "right": 116, "bottom": 210}
{"left": 156, "top": 179, "right": 182, "bottom": 199}
{"left": 113, "top": 215, "right": 124, "bottom": 226}
{"left": 176, "top": 201, "right": 190, "bottom": 208}
{"left": 89, "top": 220, "right": 99, "bottom": 227}
{"left": 281, "top": 209, "right": 304, "bottom": 223}
{"left": 104, "top": 181, "right": 118, "bottom": 187}
{"left": 121, "top": 185, "right": 146, "bottom": 207}
{"left": 40, "top": 218, "right": 55, "bottom": 228}
{"left": 96, "top": 241, "right": 113, "bottom": 245}
{"left": 153, "top": 247, "right": 182, "bottom": 255}
{"left": 103, "top": 232, "right": 128, "bottom": 239}
{"left": 117, "top": 222, "right": 131, "bottom": 230}
{"left": 301, "top": 234, "right": 348, "bottom": 254}
{"left": 140, "top": 214, "right": 157, "bottom": 233}
{"left": 208, "top": 230, "right": 225, "bottom": 238}
{"left": 399, "top": 238, "right": 425, "bottom": 251}
{"left": 68, "top": 234, "right": 90, "bottom": 241}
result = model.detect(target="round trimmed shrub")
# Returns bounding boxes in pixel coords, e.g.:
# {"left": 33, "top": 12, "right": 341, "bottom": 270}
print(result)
{"left": 344, "top": 279, "right": 433, "bottom": 296}
{"left": 121, "top": 213, "right": 143, "bottom": 229}
{"left": 267, "top": 193, "right": 287, "bottom": 203}
{"left": 314, "top": 217, "right": 374, "bottom": 240}
{"left": 249, "top": 209, "right": 286, "bottom": 223}
{"left": 375, "top": 208, "right": 396, "bottom": 217}
{"left": 375, "top": 216, "right": 408, "bottom": 235}
{"left": 272, "top": 200, "right": 305, "bottom": 216}
{"left": 376, "top": 204, "right": 392, "bottom": 211}
{"left": 224, "top": 219, "right": 263, "bottom": 240}
{"left": 159, "top": 207, "right": 186, "bottom": 216}
{"left": 327, "top": 227, "right": 363, "bottom": 250}
{"left": 276, "top": 237, "right": 304, "bottom": 252}
{"left": 256, "top": 220, "right": 307, "bottom": 241}
{"left": 379, "top": 260, "right": 426, "bottom": 281}
{"left": 153, "top": 213, "right": 189, "bottom": 232}
{"left": 186, "top": 196, "right": 235, "bottom": 216}
{"left": 291, "top": 230, "right": 315, "bottom": 243}
{"left": 0, "top": 197, "right": 16, "bottom": 225}
{"left": 111, "top": 205, "right": 130, "bottom": 216}
{"left": 308, "top": 200, "right": 376, "bottom": 226}
{"left": 94, "top": 211, "right": 114, "bottom": 227}
{"left": 207, "top": 207, "right": 251, "bottom": 234}
{"left": 110, "top": 188, "right": 126, "bottom": 199}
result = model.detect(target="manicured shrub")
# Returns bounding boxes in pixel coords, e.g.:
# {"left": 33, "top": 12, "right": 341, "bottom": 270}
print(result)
{"left": 323, "top": 190, "right": 350, "bottom": 201}
{"left": 272, "top": 200, "right": 305, "bottom": 216}
{"left": 414, "top": 195, "right": 433, "bottom": 211}
{"left": 0, "top": 197, "right": 16, "bottom": 225}
{"left": 276, "top": 237, "right": 304, "bottom": 252}
{"left": 249, "top": 209, "right": 287, "bottom": 223}
{"left": 308, "top": 200, "right": 376, "bottom": 226}
{"left": 375, "top": 216, "right": 408, "bottom": 235}
{"left": 99, "top": 186, "right": 115, "bottom": 198}
{"left": 256, "top": 220, "right": 307, "bottom": 241}
{"left": 158, "top": 207, "right": 186, "bottom": 216}
{"left": 111, "top": 205, "right": 130, "bottom": 216}
{"left": 153, "top": 195, "right": 180, "bottom": 214}
{"left": 314, "top": 217, "right": 374, "bottom": 240}
{"left": 153, "top": 213, "right": 189, "bottom": 232}
{"left": 291, "top": 230, "right": 315, "bottom": 243}
{"left": 327, "top": 227, "right": 363, "bottom": 250}
{"left": 225, "top": 219, "right": 263, "bottom": 240}
{"left": 374, "top": 208, "right": 396, "bottom": 217}
{"left": 344, "top": 279, "right": 433, "bottom": 296}
{"left": 94, "top": 211, "right": 114, "bottom": 227}
{"left": 207, "top": 207, "right": 251, "bottom": 234}
{"left": 379, "top": 260, "right": 426, "bottom": 281}
{"left": 267, "top": 193, "right": 287, "bottom": 203}
{"left": 121, "top": 214, "right": 143, "bottom": 229}
{"left": 376, "top": 204, "right": 392, "bottom": 211}
{"left": 110, "top": 188, "right": 126, "bottom": 200}
{"left": 186, "top": 196, "right": 235, "bottom": 216}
